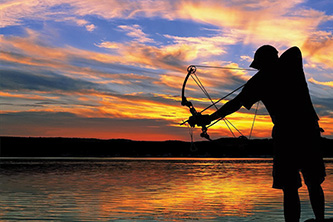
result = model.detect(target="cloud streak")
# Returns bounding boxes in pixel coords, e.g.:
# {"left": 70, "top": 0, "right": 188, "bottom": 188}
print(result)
{"left": 118, "top": 24, "right": 154, "bottom": 43}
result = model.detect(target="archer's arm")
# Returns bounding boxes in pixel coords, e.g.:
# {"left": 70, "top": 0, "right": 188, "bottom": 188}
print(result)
{"left": 210, "top": 94, "right": 243, "bottom": 121}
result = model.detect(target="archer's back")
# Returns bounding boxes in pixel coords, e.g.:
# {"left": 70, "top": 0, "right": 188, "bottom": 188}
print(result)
{"left": 274, "top": 47, "right": 319, "bottom": 135}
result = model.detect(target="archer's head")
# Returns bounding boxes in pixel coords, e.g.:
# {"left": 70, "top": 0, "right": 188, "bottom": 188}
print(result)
{"left": 250, "top": 45, "right": 279, "bottom": 70}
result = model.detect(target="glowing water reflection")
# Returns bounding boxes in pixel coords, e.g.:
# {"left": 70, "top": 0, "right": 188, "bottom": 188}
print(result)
{"left": 0, "top": 158, "right": 332, "bottom": 221}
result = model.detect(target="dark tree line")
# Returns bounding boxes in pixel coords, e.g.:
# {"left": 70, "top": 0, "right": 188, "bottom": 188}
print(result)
{"left": 1, "top": 137, "right": 332, "bottom": 158}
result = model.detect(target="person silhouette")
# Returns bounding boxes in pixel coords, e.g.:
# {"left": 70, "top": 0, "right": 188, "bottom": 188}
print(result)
{"left": 189, "top": 45, "right": 326, "bottom": 222}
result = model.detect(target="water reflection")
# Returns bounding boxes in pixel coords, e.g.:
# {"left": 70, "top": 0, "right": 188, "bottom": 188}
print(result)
{"left": 0, "top": 158, "right": 332, "bottom": 221}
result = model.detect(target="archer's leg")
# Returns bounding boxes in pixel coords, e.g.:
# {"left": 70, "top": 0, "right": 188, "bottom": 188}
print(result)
{"left": 307, "top": 183, "right": 325, "bottom": 222}
{"left": 283, "top": 187, "right": 300, "bottom": 222}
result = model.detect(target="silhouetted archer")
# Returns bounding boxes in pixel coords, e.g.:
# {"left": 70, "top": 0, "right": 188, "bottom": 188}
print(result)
{"left": 185, "top": 45, "right": 326, "bottom": 222}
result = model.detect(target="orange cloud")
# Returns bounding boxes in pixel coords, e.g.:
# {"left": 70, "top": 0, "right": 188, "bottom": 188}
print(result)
{"left": 308, "top": 78, "right": 333, "bottom": 87}
{"left": 302, "top": 33, "right": 333, "bottom": 68}
{"left": 163, "top": 34, "right": 231, "bottom": 58}
{"left": 0, "top": 91, "right": 53, "bottom": 100}
{"left": 96, "top": 41, "right": 192, "bottom": 71}
{"left": 0, "top": 33, "right": 121, "bottom": 80}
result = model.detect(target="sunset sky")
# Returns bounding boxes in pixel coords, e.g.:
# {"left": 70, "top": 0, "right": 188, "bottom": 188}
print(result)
{"left": 1, "top": 0, "right": 332, "bottom": 141}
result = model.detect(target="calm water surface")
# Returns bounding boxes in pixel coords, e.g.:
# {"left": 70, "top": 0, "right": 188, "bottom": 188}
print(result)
{"left": 0, "top": 158, "right": 332, "bottom": 221}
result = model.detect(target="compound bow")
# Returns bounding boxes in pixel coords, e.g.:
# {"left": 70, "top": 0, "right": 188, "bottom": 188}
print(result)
{"left": 181, "top": 65, "right": 257, "bottom": 141}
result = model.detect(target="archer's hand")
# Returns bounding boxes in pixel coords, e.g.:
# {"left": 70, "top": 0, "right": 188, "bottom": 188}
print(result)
{"left": 188, "top": 114, "right": 212, "bottom": 127}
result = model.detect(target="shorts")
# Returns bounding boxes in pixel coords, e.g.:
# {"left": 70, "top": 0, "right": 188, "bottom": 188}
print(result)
{"left": 272, "top": 134, "right": 326, "bottom": 189}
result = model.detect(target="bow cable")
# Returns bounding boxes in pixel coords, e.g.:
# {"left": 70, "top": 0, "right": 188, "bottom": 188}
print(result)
{"left": 187, "top": 65, "right": 248, "bottom": 138}
{"left": 181, "top": 65, "right": 259, "bottom": 140}
{"left": 190, "top": 72, "right": 218, "bottom": 110}
{"left": 191, "top": 72, "right": 239, "bottom": 137}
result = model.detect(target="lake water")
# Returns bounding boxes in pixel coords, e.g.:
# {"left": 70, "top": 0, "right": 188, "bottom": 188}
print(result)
{"left": 0, "top": 158, "right": 332, "bottom": 221}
